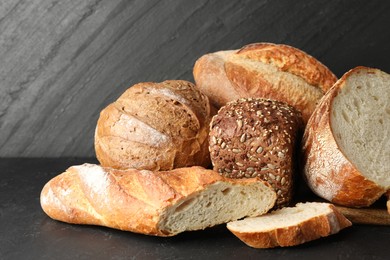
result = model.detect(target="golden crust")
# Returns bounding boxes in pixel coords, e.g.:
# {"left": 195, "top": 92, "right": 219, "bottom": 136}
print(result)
{"left": 234, "top": 43, "right": 337, "bottom": 91}
{"left": 95, "top": 80, "right": 212, "bottom": 171}
{"left": 302, "top": 66, "right": 386, "bottom": 208}
{"left": 228, "top": 204, "right": 351, "bottom": 248}
{"left": 193, "top": 43, "right": 337, "bottom": 124}
{"left": 40, "top": 165, "right": 232, "bottom": 236}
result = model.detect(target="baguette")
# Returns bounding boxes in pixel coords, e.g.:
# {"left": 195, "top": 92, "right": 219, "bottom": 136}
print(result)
{"left": 302, "top": 67, "right": 390, "bottom": 207}
{"left": 193, "top": 43, "right": 337, "bottom": 123}
{"left": 40, "top": 164, "right": 276, "bottom": 236}
{"left": 227, "top": 202, "right": 351, "bottom": 248}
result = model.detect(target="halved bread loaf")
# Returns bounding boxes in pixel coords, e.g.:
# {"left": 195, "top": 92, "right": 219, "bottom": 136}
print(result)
{"left": 303, "top": 67, "right": 390, "bottom": 207}
{"left": 40, "top": 164, "right": 276, "bottom": 236}
{"left": 227, "top": 202, "right": 352, "bottom": 248}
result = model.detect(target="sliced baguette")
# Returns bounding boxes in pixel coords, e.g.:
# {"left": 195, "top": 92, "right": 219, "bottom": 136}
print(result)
{"left": 40, "top": 164, "right": 276, "bottom": 236}
{"left": 227, "top": 202, "right": 351, "bottom": 248}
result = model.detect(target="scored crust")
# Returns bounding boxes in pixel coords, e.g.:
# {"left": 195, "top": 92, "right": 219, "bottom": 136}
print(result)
{"left": 193, "top": 42, "right": 337, "bottom": 123}
{"left": 95, "top": 80, "right": 212, "bottom": 171}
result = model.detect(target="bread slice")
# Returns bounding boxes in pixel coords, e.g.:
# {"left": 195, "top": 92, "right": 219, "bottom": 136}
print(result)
{"left": 40, "top": 164, "right": 276, "bottom": 236}
{"left": 227, "top": 202, "right": 351, "bottom": 248}
{"left": 303, "top": 67, "right": 390, "bottom": 207}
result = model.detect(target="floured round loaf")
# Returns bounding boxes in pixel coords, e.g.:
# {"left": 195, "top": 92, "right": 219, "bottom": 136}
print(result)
{"left": 209, "top": 98, "right": 303, "bottom": 207}
{"left": 193, "top": 42, "right": 337, "bottom": 123}
{"left": 95, "top": 80, "right": 212, "bottom": 171}
{"left": 303, "top": 67, "right": 390, "bottom": 207}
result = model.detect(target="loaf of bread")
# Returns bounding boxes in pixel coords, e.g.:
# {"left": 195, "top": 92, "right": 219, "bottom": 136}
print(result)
{"left": 193, "top": 42, "right": 337, "bottom": 123}
{"left": 209, "top": 98, "right": 302, "bottom": 207}
{"left": 302, "top": 67, "right": 390, "bottom": 207}
{"left": 386, "top": 191, "right": 390, "bottom": 214}
{"left": 40, "top": 164, "right": 276, "bottom": 236}
{"left": 227, "top": 202, "right": 351, "bottom": 248}
{"left": 95, "top": 80, "right": 212, "bottom": 171}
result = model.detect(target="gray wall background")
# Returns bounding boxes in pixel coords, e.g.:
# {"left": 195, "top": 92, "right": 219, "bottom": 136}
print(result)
{"left": 1, "top": 0, "right": 390, "bottom": 157}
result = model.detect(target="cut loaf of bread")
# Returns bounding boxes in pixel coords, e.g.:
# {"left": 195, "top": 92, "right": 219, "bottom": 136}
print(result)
{"left": 40, "top": 164, "right": 276, "bottom": 237}
{"left": 193, "top": 43, "right": 337, "bottom": 123}
{"left": 303, "top": 67, "right": 390, "bottom": 207}
{"left": 227, "top": 202, "right": 351, "bottom": 248}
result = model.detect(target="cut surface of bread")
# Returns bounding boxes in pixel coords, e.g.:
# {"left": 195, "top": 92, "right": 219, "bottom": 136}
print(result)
{"left": 40, "top": 164, "right": 276, "bottom": 236}
{"left": 303, "top": 67, "right": 390, "bottom": 207}
{"left": 227, "top": 202, "right": 351, "bottom": 248}
{"left": 331, "top": 68, "right": 390, "bottom": 188}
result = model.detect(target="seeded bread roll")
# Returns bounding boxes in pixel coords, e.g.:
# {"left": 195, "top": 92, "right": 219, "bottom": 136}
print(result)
{"left": 209, "top": 98, "right": 303, "bottom": 207}
{"left": 193, "top": 43, "right": 337, "bottom": 123}
{"left": 95, "top": 80, "right": 212, "bottom": 171}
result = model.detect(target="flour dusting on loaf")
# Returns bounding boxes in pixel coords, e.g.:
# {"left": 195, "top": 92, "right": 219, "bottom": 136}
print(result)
{"left": 303, "top": 66, "right": 390, "bottom": 207}
{"left": 95, "top": 80, "right": 213, "bottom": 171}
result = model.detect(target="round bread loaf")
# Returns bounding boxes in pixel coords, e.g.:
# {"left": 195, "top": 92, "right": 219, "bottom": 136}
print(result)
{"left": 95, "top": 80, "right": 212, "bottom": 171}
{"left": 209, "top": 98, "right": 303, "bottom": 207}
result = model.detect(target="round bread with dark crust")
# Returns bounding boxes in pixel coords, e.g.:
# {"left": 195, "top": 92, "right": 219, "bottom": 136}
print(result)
{"left": 209, "top": 98, "right": 303, "bottom": 207}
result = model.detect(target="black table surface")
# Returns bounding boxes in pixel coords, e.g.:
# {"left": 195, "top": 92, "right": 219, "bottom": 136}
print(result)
{"left": 1, "top": 158, "right": 389, "bottom": 260}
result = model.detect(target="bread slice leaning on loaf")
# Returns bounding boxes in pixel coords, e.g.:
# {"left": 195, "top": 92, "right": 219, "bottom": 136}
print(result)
{"left": 303, "top": 67, "right": 390, "bottom": 207}
{"left": 227, "top": 202, "right": 352, "bottom": 248}
{"left": 193, "top": 42, "right": 337, "bottom": 123}
{"left": 40, "top": 164, "right": 276, "bottom": 236}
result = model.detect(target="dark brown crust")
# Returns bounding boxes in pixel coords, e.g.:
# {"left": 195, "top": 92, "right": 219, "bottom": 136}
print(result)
{"left": 228, "top": 204, "right": 352, "bottom": 248}
{"left": 40, "top": 165, "right": 271, "bottom": 237}
{"left": 302, "top": 66, "right": 386, "bottom": 207}
{"left": 209, "top": 98, "right": 302, "bottom": 207}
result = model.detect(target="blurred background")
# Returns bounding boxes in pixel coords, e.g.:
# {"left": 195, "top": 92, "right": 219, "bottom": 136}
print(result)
{"left": 1, "top": 0, "right": 390, "bottom": 157}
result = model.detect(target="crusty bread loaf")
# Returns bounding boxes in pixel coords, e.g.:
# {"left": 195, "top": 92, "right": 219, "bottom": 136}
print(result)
{"left": 302, "top": 67, "right": 390, "bottom": 207}
{"left": 40, "top": 164, "right": 276, "bottom": 236}
{"left": 227, "top": 202, "right": 352, "bottom": 248}
{"left": 193, "top": 43, "right": 337, "bottom": 123}
{"left": 209, "top": 98, "right": 303, "bottom": 207}
{"left": 386, "top": 191, "right": 390, "bottom": 214}
{"left": 95, "top": 80, "right": 212, "bottom": 171}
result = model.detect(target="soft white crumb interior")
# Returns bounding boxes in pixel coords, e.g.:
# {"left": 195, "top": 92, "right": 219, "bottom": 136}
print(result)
{"left": 227, "top": 202, "right": 331, "bottom": 232}
{"left": 159, "top": 181, "right": 275, "bottom": 234}
{"left": 331, "top": 71, "right": 390, "bottom": 188}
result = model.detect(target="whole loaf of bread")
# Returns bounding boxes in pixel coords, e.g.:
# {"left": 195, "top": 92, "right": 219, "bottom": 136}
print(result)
{"left": 193, "top": 42, "right": 337, "bottom": 123}
{"left": 40, "top": 164, "right": 276, "bottom": 236}
{"left": 209, "top": 98, "right": 303, "bottom": 207}
{"left": 95, "top": 80, "right": 212, "bottom": 171}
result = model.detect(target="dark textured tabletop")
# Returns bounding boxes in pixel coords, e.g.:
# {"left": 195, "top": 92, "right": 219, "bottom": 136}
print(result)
{"left": 1, "top": 158, "right": 389, "bottom": 260}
